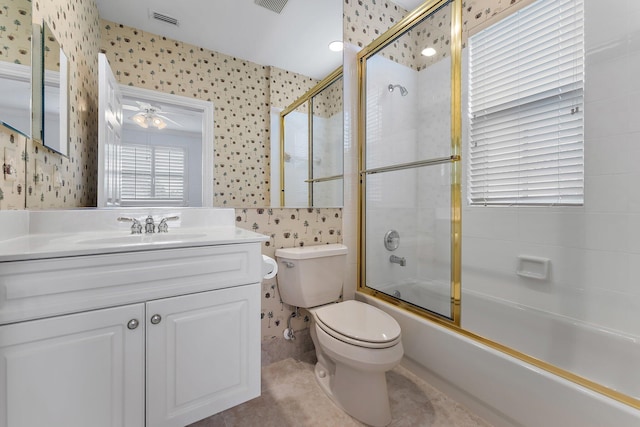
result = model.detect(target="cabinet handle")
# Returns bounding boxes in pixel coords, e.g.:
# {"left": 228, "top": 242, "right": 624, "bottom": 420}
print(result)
{"left": 150, "top": 314, "right": 162, "bottom": 325}
{"left": 127, "top": 319, "right": 139, "bottom": 330}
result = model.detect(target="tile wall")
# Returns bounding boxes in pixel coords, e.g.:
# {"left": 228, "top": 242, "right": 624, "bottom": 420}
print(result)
{"left": 461, "top": 0, "right": 640, "bottom": 337}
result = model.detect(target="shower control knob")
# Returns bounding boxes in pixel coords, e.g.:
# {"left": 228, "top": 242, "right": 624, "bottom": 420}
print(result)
{"left": 127, "top": 319, "right": 139, "bottom": 330}
{"left": 384, "top": 230, "right": 400, "bottom": 251}
{"left": 150, "top": 314, "right": 162, "bottom": 325}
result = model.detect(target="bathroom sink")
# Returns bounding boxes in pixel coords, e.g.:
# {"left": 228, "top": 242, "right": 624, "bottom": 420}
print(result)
{"left": 77, "top": 233, "right": 208, "bottom": 246}
{"left": 0, "top": 208, "right": 268, "bottom": 262}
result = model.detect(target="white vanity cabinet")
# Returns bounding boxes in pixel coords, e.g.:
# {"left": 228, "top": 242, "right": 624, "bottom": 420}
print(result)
{"left": 146, "top": 284, "right": 260, "bottom": 427}
{"left": 0, "top": 303, "right": 146, "bottom": 427}
{"left": 0, "top": 240, "right": 263, "bottom": 427}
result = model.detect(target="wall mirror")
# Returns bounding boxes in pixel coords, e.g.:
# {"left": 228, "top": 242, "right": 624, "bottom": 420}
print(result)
{"left": 279, "top": 68, "right": 344, "bottom": 207}
{"left": 0, "top": 0, "right": 33, "bottom": 138}
{"left": 98, "top": 53, "right": 214, "bottom": 208}
{"left": 19, "top": 0, "right": 343, "bottom": 209}
{"left": 39, "top": 21, "right": 69, "bottom": 156}
{"left": 86, "top": 0, "right": 344, "bottom": 210}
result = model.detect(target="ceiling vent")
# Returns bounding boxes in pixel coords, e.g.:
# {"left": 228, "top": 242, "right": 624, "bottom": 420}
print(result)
{"left": 151, "top": 11, "right": 179, "bottom": 26}
{"left": 254, "top": 0, "right": 289, "bottom": 14}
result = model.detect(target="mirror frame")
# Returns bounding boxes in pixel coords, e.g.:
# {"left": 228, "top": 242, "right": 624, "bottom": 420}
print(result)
{"left": 31, "top": 22, "right": 43, "bottom": 144}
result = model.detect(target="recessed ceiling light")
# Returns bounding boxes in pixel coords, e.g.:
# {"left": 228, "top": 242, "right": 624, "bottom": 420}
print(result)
{"left": 421, "top": 47, "right": 437, "bottom": 57}
{"left": 328, "top": 41, "right": 344, "bottom": 52}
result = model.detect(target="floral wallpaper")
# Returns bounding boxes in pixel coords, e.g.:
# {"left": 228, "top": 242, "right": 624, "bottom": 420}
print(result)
{"left": 0, "top": 126, "right": 27, "bottom": 209}
{"left": 0, "top": 0, "right": 30, "bottom": 209}
{"left": 100, "top": 20, "right": 273, "bottom": 207}
{"left": 30, "top": 0, "right": 100, "bottom": 209}
{"left": 0, "top": 0, "right": 100, "bottom": 210}
{"left": 270, "top": 66, "right": 317, "bottom": 113}
{"left": 313, "top": 74, "right": 343, "bottom": 119}
{"left": 0, "top": 0, "right": 32, "bottom": 65}
{"left": 235, "top": 207, "right": 343, "bottom": 364}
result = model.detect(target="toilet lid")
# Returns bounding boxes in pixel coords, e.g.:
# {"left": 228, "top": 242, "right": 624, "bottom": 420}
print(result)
{"left": 314, "top": 300, "right": 401, "bottom": 344}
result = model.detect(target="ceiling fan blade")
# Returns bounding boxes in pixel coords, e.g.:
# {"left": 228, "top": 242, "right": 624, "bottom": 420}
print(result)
{"left": 136, "top": 101, "right": 153, "bottom": 110}
{"left": 123, "top": 105, "right": 139, "bottom": 111}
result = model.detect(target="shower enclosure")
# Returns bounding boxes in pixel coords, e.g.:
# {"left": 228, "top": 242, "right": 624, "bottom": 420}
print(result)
{"left": 356, "top": 0, "right": 639, "bottom": 414}
{"left": 358, "top": 0, "right": 461, "bottom": 322}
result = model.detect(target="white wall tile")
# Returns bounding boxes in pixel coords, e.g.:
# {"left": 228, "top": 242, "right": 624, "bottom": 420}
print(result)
{"left": 584, "top": 96, "right": 629, "bottom": 139}
{"left": 584, "top": 174, "right": 629, "bottom": 213}
{"left": 584, "top": 53, "right": 628, "bottom": 103}
{"left": 584, "top": 213, "right": 629, "bottom": 252}
{"left": 462, "top": 207, "right": 518, "bottom": 239}
{"left": 584, "top": 135, "right": 632, "bottom": 176}
{"left": 516, "top": 211, "right": 586, "bottom": 248}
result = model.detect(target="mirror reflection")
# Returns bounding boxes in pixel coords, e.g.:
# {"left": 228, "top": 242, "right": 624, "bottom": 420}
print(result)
{"left": 0, "top": 0, "right": 32, "bottom": 138}
{"left": 41, "top": 22, "right": 68, "bottom": 156}
{"left": 280, "top": 69, "right": 343, "bottom": 207}
{"left": 1, "top": 0, "right": 343, "bottom": 209}
{"left": 95, "top": 0, "right": 343, "bottom": 209}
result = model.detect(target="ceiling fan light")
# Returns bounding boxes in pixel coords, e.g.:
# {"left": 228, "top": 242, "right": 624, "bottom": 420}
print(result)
{"left": 153, "top": 117, "right": 167, "bottom": 129}
{"left": 132, "top": 113, "right": 148, "bottom": 128}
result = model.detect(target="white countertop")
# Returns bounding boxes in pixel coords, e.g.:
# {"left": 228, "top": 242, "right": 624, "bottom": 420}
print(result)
{"left": 0, "top": 227, "right": 268, "bottom": 262}
{"left": 0, "top": 209, "right": 268, "bottom": 263}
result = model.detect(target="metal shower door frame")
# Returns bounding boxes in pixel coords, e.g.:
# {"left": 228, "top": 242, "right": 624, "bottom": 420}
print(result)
{"left": 356, "top": 0, "right": 462, "bottom": 325}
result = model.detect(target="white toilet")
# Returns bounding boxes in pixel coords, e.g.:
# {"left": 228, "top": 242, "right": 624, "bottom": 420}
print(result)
{"left": 275, "top": 244, "right": 403, "bottom": 427}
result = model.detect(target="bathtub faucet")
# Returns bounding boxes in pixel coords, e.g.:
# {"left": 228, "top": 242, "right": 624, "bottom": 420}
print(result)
{"left": 389, "top": 255, "right": 406, "bottom": 267}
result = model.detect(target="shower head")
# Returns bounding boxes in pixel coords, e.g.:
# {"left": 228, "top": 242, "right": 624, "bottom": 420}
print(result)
{"left": 388, "top": 84, "right": 408, "bottom": 96}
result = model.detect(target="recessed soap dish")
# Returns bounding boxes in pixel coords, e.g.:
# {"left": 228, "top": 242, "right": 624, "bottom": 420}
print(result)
{"left": 516, "top": 255, "right": 550, "bottom": 280}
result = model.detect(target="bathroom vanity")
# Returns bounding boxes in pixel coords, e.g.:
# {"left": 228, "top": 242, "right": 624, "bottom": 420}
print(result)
{"left": 0, "top": 208, "right": 267, "bottom": 427}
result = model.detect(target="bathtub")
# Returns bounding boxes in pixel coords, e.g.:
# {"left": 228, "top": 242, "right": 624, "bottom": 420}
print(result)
{"left": 357, "top": 287, "right": 640, "bottom": 426}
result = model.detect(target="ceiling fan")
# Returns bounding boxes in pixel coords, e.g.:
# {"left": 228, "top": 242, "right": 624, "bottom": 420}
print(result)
{"left": 123, "top": 101, "right": 182, "bottom": 129}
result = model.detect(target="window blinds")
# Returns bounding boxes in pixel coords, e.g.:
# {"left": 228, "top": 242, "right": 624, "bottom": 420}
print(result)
{"left": 121, "top": 144, "right": 186, "bottom": 205}
{"left": 468, "top": 0, "right": 584, "bottom": 206}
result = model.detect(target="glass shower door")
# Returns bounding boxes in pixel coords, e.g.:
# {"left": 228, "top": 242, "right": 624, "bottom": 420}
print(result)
{"left": 358, "top": 0, "right": 461, "bottom": 321}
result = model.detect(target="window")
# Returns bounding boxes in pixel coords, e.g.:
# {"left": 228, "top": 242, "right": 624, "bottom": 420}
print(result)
{"left": 468, "top": 0, "right": 584, "bottom": 206}
{"left": 121, "top": 144, "right": 187, "bottom": 206}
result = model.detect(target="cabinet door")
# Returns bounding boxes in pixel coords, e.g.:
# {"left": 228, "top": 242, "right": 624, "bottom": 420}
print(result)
{"left": 146, "top": 283, "right": 260, "bottom": 427}
{"left": 0, "top": 304, "right": 145, "bottom": 427}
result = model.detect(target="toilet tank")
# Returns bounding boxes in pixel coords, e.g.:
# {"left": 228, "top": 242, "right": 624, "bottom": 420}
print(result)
{"left": 274, "top": 244, "right": 348, "bottom": 308}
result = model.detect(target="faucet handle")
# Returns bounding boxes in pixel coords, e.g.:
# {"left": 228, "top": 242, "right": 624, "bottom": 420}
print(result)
{"left": 117, "top": 216, "right": 143, "bottom": 234}
{"left": 157, "top": 215, "right": 180, "bottom": 233}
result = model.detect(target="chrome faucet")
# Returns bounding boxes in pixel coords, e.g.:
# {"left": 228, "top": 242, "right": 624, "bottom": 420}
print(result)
{"left": 144, "top": 215, "right": 156, "bottom": 234}
{"left": 157, "top": 216, "right": 180, "bottom": 233}
{"left": 117, "top": 216, "right": 143, "bottom": 234}
{"left": 390, "top": 255, "right": 406, "bottom": 267}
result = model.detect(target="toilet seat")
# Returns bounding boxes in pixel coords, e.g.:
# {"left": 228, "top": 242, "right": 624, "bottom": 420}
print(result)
{"left": 312, "top": 300, "right": 401, "bottom": 349}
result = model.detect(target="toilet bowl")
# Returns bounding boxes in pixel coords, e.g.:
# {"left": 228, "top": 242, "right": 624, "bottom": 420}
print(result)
{"left": 310, "top": 300, "right": 403, "bottom": 427}
{"left": 274, "top": 245, "right": 403, "bottom": 427}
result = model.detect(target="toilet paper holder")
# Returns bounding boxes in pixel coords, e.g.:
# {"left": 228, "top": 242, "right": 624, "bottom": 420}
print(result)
{"left": 262, "top": 255, "right": 278, "bottom": 279}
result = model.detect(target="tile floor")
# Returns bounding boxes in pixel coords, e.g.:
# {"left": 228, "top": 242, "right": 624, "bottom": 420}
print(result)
{"left": 189, "top": 354, "right": 492, "bottom": 427}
